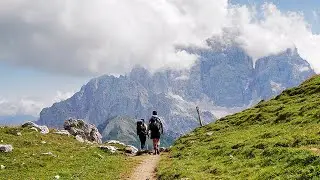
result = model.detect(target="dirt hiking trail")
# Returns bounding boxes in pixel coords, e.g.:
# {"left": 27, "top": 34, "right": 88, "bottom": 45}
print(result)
{"left": 129, "top": 155, "right": 161, "bottom": 180}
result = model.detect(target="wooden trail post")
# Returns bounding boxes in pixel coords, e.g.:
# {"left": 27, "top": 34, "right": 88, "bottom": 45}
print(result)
{"left": 196, "top": 106, "right": 203, "bottom": 127}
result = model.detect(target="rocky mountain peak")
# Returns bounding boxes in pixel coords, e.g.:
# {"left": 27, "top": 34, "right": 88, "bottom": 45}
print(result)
{"left": 38, "top": 46, "right": 315, "bottom": 143}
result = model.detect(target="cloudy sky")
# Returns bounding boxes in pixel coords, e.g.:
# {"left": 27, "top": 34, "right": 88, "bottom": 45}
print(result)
{"left": 0, "top": 0, "right": 319, "bottom": 117}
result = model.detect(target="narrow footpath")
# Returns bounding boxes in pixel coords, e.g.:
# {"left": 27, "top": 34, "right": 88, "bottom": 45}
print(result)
{"left": 129, "top": 155, "right": 161, "bottom": 180}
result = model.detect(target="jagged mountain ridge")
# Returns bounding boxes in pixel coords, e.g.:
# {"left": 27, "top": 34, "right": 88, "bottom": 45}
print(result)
{"left": 38, "top": 46, "right": 314, "bottom": 141}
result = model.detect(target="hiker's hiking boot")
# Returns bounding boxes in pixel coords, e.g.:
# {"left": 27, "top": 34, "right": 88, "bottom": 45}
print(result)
{"left": 157, "top": 149, "right": 160, "bottom": 155}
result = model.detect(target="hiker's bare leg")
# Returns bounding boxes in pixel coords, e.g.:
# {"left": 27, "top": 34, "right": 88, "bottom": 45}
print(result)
{"left": 152, "top": 139, "right": 157, "bottom": 154}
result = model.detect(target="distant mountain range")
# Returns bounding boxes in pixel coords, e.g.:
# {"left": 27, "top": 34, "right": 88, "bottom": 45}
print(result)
{"left": 37, "top": 42, "right": 314, "bottom": 144}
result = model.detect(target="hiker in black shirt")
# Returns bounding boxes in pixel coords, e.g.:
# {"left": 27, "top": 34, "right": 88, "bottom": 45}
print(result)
{"left": 136, "top": 119, "right": 148, "bottom": 150}
{"left": 148, "top": 111, "right": 163, "bottom": 155}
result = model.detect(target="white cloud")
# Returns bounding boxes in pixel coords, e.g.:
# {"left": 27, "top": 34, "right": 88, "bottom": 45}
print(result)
{"left": 0, "top": 0, "right": 319, "bottom": 74}
{"left": 0, "top": 0, "right": 223, "bottom": 75}
{"left": 0, "top": 91, "right": 75, "bottom": 116}
{"left": 228, "top": 3, "right": 320, "bottom": 71}
{"left": 52, "top": 91, "right": 74, "bottom": 103}
{"left": 0, "top": 97, "right": 44, "bottom": 116}
{"left": 230, "top": 4, "right": 296, "bottom": 60}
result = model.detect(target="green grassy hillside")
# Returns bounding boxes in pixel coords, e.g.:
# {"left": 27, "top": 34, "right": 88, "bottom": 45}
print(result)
{"left": 158, "top": 75, "right": 320, "bottom": 179}
{"left": 0, "top": 126, "right": 138, "bottom": 180}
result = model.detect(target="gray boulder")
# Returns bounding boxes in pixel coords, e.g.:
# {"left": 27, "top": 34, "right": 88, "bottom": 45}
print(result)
{"left": 42, "top": 152, "right": 56, "bottom": 157}
{"left": 99, "top": 145, "right": 118, "bottom": 153}
{"left": 125, "top": 145, "right": 138, "bottom": 154}
{"left": 64, "top": 118, "right": 102, "bottom": 144}
{"left": 0, "top": 144, "right": 13, "bottom": 152}
{"left": 30, "top": 127, "right": 38, "bottom": 132}
{"left": 75, "top": 135, "right": 85, "bottom": 143}
{"left": 22, "top": 121, "right": 49, "bottom": 134}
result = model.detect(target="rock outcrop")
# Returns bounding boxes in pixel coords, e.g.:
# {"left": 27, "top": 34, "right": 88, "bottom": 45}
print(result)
{"left": 63, "top": 118, "right": 102, "bottom": 144}
{"left": 125, "top": 145, "right": 139, "bottom": 154}
{"left": 99, "top": 145, "right": 118, "bottom": 153}
{"left": 105, "top": 140, "right": 139, "bottom": 155}
{"left": 0, "top": 144, "right": 13, "bottom": 152}
{"left": 22, "top": 121, "right": 49, "bottom": 134}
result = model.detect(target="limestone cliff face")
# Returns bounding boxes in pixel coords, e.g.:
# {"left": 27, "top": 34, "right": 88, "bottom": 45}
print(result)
{"left": 38, "top": 46, "right": 314, "bottom": 141}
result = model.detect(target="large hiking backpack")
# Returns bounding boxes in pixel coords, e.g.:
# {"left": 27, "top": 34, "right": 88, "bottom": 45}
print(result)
{"left": 137, "top": 121, "right": 146, "bottom": 135}
{"left": 149, "top": 116, "right": 161, "bottom": 133}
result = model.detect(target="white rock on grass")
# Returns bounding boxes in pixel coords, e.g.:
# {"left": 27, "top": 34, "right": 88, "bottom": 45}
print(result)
{"left": 16, "top": 132, "right": 22, "bottom": 136}
{"left": 125, "top": 145, "right": 138, "bottom": 154}
{"left": 75, "top": 135, "right": 84, "bottom": 143}
{"left": 206, "top": 132, "right": 213, "bottom": 136}
{"left": 22, "top": 121, "right": 49, "bottom": 134}
{"left": 41, "top": 152, "right": 56, "bottom": 157}
{"left": 96, "top": 153, "right": 104, "bottom": 159}
{"left": 41, "top": 141, "right": 46, "bottom": 144}
{"left": 99, "top": 146, "right": 118, "bottom": 153}
{"left": 54, "top": 175, "right": 60, "bottom": 179}
{"left": 0, "top": 165, "right": 5, "bottom": 170}
{"left": 0, "top": 144, "right": 13, "bottom": 152}
{"left": 84, "top": 140, "right": 93, "bottom": 144}
{"left": 42, "top": 152, "right": 53, "bottom": 155}
{"left": 38, "top": 126, "right": 49, "bottom": 134}
{"left": 30, "top": 127, "right": 38, "bottom": 132}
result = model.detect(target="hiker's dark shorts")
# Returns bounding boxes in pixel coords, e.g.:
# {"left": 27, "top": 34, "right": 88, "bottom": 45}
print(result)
{"left": 151, "top": 133, "right": 160, "bottom": 139}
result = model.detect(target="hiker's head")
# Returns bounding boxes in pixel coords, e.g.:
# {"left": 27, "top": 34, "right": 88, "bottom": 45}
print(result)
{"left": 152, "top": 111, "right": 157, "bottom": 116}
{"left": 141, "top": 119, "right": 145, "bottom": 122}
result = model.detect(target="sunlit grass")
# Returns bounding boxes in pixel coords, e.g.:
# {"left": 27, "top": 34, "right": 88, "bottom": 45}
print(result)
{"left": 158, "top": 75, "right": 320, "bottom": 179}
{"left": 0, "top": 127, "right": 138, "bottom": 180}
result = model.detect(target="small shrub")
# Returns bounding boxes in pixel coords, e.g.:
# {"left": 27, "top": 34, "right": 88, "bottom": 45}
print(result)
{"left": 243, "top": 149, "right": 255, "bottom": 159}
{"left": 274, "top": 142, "right": 290, "bottom": 147}
{"left": 232, "top": 143, "right": 245, "bottom": 149}
{"left": 254, "top": 143, "right": 267, "bottom": 149}
{"left": 5, "top": 128, "right": 21, "bottom": 135}
{"left": 206, "top": 167, "right": 220, "bottom": 175}
{"left": 209, "top": 145, "right": 221, "bottom": 150}
{"left": 260, "top": 132, "right": 277, "bottom": 139}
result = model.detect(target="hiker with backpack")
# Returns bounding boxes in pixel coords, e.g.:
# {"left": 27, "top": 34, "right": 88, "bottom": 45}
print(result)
{"left": 136, "top": 119, "right": 148, "bottom": 150}
{"left": 148, "top": 111, "right": 164, "bottom": 155}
